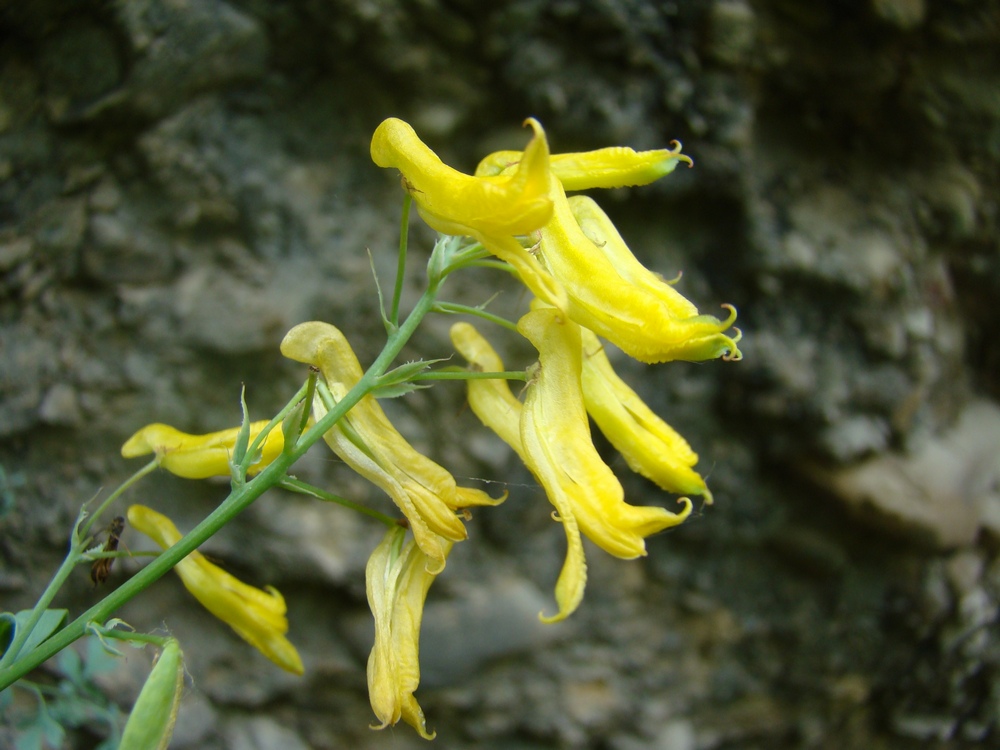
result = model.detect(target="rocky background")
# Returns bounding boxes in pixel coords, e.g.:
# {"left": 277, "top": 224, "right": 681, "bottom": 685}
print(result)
{"left": 1, "top": 0, "right": 998, "bottom": 748}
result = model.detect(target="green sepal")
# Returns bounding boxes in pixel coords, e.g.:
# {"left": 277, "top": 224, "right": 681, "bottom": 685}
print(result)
{"left": 232, "top": 388, "right": 252, "bottom": 469}
{"left": 374, "top": 358, "right": 449, "bottom": 397}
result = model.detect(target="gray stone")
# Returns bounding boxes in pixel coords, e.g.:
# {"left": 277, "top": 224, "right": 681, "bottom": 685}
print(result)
{"left": 807, "top": 399, "right": 1000, "bottom": 548}
{"left": 84, "top": 210, "right": 175, "bottom": 284}
{"left": 114, "top": 0, "right": 269, "bottom": 118}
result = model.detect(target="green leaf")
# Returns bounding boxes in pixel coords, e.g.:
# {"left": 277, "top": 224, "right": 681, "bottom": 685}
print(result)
{"left": 82, "top": 636, "right": 122, "bottom": 678}
{"left": 377, "top": 358, "right": 449, "bottom": 387}
{"left": 1, "top": 609, "right": 67, "bottom": 659}
{"left": 56, "top": 648, "right": 83, "bottom": 685}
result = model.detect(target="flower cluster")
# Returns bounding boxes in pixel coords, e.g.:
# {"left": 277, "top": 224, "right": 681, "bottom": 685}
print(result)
{"left": 376, "top": 117, "right": 739, "bottom": 627}
{"left": 119, "top": 117, "right": 740, "bottom": 740}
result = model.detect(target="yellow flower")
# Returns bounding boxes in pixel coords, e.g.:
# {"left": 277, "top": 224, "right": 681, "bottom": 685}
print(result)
{"left": 370, "top": 116, "right": 565, "bottom": 308}
{"left": 121, "top": 421, "right": 283, "bottom": 479}
{"left": 518, "top": 309, "right": 692, "bottom": 607}
{"left": 280, "top": 321, "right": 499, "bottom": 572}
{"left": 366, "top": 525, "right": 445, "bottom": 740}
{"left": 538, "top": 178, "right": 741, "bottom": 363}
{"left": 476, "top": 135, "right": 741, "bottom": 364}
{"left": 450, "top": 315, "right": 692, "bottom": 622}
{"left": 476, "top": 140, "right": 692, "bottom": 190}
{"left": 580, "top": 326, "right": 712, "bottom": 502}
{"left": 126, "top": 504, "right": 303, "bottom": 675}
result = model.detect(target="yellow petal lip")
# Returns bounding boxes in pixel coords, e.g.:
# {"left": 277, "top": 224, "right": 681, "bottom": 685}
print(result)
{"left": 121, "top": 421, "right": 284, "bottom": 479}
{"left": 370, "top": 116, "right": 553, "bottom": 239}
{"left": 127, "top": 504, "right": 304, "bottom": 675}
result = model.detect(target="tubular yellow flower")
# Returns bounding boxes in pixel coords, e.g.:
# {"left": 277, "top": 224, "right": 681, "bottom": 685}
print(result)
{"left": 476, "top": 141, "right": 693, "bottom": 190}
{"left": 451, "top": 315, "right": 693, "bottom": 622}
{"left": 475, "top": 133, "right": 741, "bottom": 363}
{"left": 366, "top": 525, "right": 445, "bottom": 740}
{"left": 579, "top": 326, "right": 713, "bottom": 502}
{"left": 121, "top": 421, "right": 283, "bottom": 479}
{"left": 539, "top": 178, "right": 741, "bottom": 363}
{"left": 370, "top": 117, "right": 565, "bottom": 307}
{"left": 518, "top": 307, "right": 692, "bottom": 562}
{"left": 449, "top": 320, "right": 583, "bottom": 621}
{"left": 280, "top": 321, "right": 499, "bottom": 572}
{"left": 126, "top": 504, "right": 303, "bottom": 675}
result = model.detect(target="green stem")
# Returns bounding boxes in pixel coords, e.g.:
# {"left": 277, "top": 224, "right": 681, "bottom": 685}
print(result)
{"left": 241, "top": 381, "right": 310, "bottom": 476}
{"left": 80, "top": 460, "right": 159, "bottom": 538}
{"left": 390, "top": 194, "right": 412, "bottom": 328}
{"left": 411, "top": 370, "right": 527, "bottom": 382}
{"left": 279, "top": 477, "right": 398, "bottom": 527}
{"left": 431, "top": 301, "right": 518, "bottom": 332}
{"left": 0, "top": 276, "right": 444, "bottom": 691}
{"left": 0, "top": 460, "right": 158, "bottom": 671}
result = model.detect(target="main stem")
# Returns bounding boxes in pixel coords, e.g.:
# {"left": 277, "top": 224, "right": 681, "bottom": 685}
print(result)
{"left": 0, "top": 277, "right": 442, "bottom": 690}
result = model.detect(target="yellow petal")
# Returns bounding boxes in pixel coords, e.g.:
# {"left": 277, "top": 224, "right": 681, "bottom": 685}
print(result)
{"left": 580, "top": 327, "right": 712, "bottom": 502}
{"left": 121, "top": 421, "right": 283, "bottom": 479}
{"left": 477, "top": 142, "right": 692, "bottom": 190}
{"left": 449, "top": 321, "right": 584, "bottom": 622}
{"left": 280, "top": 321, "right": 498, "bottom": 571}
{"left": 366, "top": 525, "right": 443, "bottom": 740}
{"left": 448, "top": 322, "right": 525, "bottom": 458}
{"left": 568, "top": 195, "right": 698, "bottom": 319}
{"left": 370, "top": 117, "right": 565, "bottom": 307}
{"left": 127, "top": 505, "right": 303, "bottom": 675}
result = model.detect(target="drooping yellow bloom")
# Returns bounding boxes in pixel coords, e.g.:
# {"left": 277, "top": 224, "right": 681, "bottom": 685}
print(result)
{"left": 537, "top": 177, "right": 741, "bottom": 363}
{"left": 450, "top": 316, "right": 692, "bottom": 622}
{"left": 121, "top": 421, "right": 283, "bottom": 479}
{"left": 476, "top": 141, "right": 692, "bottom": 190}
{"left": 127, "top": 504, "right": 303, "bottom": 675}
{"left": 366, "top": 525, "right": 445, "bottom": 740}
{"left": 579, "top": 326, "right": 712, "bottom": 502}
{"left": 280, "top": 321, "right": 499, "bottom": 572}
{"left": 449, "top": 320, "right": 583, "bottom": 621}
{"left": 518, "top": 309, "right": 691, "bottom": 613}
{"left": 370, "top": 117, "right": 565, "bottom": 307}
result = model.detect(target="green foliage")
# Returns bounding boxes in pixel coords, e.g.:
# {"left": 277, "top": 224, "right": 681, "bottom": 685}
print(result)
{"left": 1, "top": 636, "right": 123, "bottom": 750}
